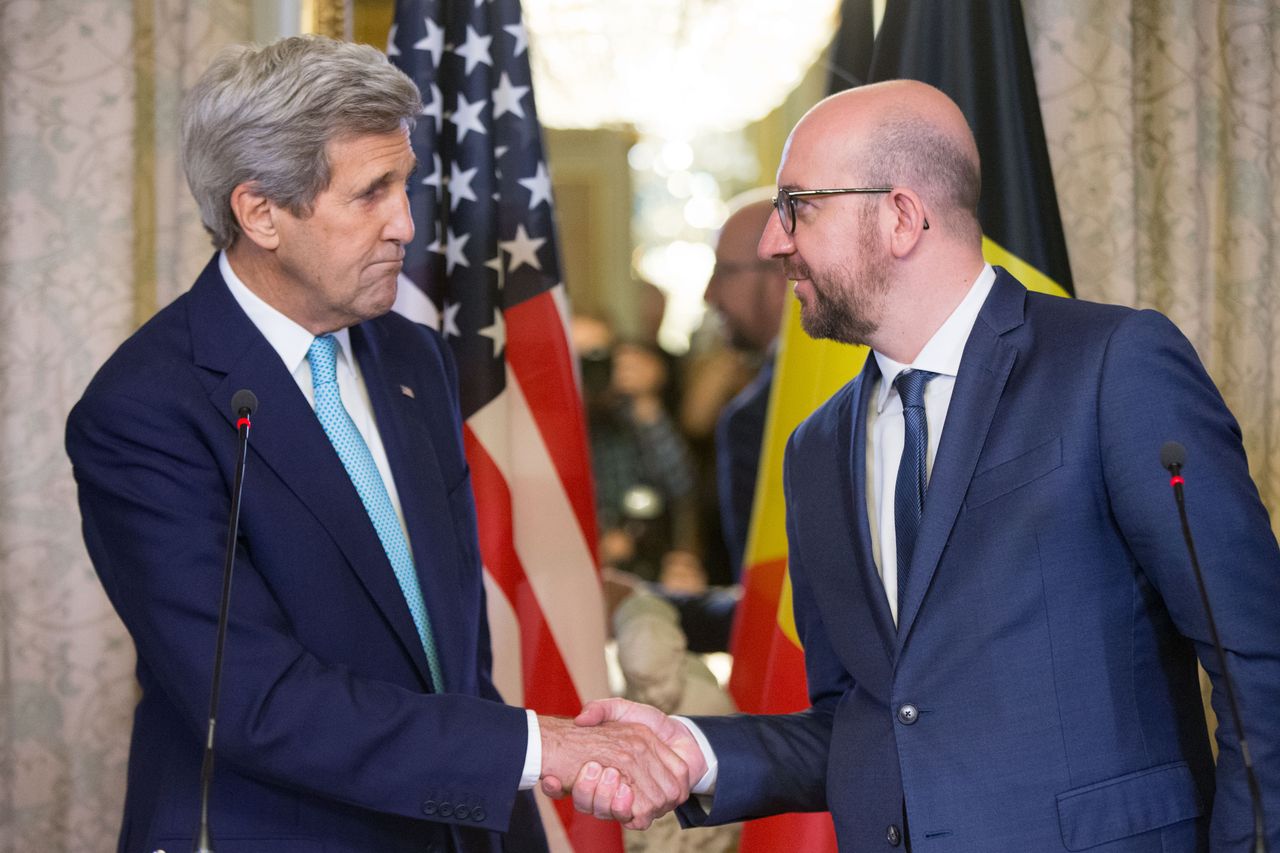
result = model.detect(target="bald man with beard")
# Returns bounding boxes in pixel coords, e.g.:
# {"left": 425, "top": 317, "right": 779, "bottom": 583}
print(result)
{"left": 553, "top": 79, "right": 1280, "bottom": 852}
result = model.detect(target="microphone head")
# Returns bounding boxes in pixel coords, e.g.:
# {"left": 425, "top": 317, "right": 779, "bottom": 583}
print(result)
{"left": 1160, "top": 440, "right": 1186, "bottom": 472}
{"left": 231, "top": 389, "right": 259, "bottom": 418}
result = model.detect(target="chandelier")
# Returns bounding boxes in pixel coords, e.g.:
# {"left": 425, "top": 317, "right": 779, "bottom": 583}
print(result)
{"left": 523, "top": 0, "right": 842, "bottom": 135}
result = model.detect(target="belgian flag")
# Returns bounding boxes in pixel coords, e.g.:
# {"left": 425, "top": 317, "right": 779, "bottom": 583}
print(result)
{"left": 859, "top": 0, "right": 1073, "bottom": 295}
{"left": 728, "top": 3, "right": 1071, "bottom": 851}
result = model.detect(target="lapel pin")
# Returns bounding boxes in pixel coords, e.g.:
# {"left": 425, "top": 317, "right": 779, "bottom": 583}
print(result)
{"left": 400, "top": 384, "right": 415, "bottom": 399}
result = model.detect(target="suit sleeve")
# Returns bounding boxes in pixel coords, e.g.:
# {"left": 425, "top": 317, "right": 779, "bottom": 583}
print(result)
{"left": 1097, "top": 309, "right": 1280, "bottom": 849}
{"left": 65, "top": 377, "right": 530, "bottom": 833}
{"left": 679, "top": 432, "right": 848, "bottom": 826}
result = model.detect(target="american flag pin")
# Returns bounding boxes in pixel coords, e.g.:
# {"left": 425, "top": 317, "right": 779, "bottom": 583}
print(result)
{"left": 400, "top": 384, "right": 415, "bottom": 399}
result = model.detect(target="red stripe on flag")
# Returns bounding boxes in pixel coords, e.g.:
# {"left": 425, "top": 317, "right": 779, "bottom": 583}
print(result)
{"left": 728, "top": 556, "right": 790, "bottom": 712}
{"left": 464, "top": 424, "right": 581, "bottom": 715}
{"left": 756, "top": 617, "right": 810, "bottom": 715}
{"left": 505, "top": 292, "right": 598, "bottom": 560}
{"left": 462, "top": 425, "right": 623, "bottom": 853}
{"left": 730, "top": 567, "right": 834, "bottom": 853}
{"left": 740, "top": 812, "right": 837, "bottom": 852}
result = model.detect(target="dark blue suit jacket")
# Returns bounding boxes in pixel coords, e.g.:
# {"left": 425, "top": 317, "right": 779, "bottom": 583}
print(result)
{"left": 66, "top": 257, "right": 548, "bottom": 853}
{"left": 716, "top": 353, "right": 774, "bottom": 578}
{"left": 686, "top": 270, "right": 1280, "bottom": 851}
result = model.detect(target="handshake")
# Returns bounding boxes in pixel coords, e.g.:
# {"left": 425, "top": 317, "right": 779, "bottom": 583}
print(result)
{"left": 538, "top": 698, "right": 708, "bottom": 830}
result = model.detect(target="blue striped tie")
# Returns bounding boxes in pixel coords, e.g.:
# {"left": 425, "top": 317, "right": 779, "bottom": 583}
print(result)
{"left": 894, "top": 369, "right": 937, "bottom": 622}
{"left": 307, "top": 335, "right": 444, "bottom": 688}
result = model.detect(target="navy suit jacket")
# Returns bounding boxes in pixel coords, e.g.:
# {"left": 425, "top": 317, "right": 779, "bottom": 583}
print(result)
{"left": 716, "top": 353, "right": 774, "bottom": 578}
{"left": 66, "top": 257, "right": 549, "bottom": 853}
{"left": 685, "top": 270, "right": 1280, "bottom": 851}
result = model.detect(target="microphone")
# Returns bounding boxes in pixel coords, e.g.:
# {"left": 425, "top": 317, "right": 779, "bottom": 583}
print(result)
{"left": 194, "top": 390, "right": 258, "bottom": 853}
{"left": 1160, "top": 441, "right": 1268, "bottom": 852}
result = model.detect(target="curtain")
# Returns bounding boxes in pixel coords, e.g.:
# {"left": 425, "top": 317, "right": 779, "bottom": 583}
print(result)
{"left": 0, "top": 2, "right": 249, "bottom": 850}
{"left": 1028, "top": 0, "right": 1280, "bottom": 533}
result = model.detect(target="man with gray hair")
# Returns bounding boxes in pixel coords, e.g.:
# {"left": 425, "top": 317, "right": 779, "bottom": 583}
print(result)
{"left": 66, "top": 35, "right": 688, "bottom": 853}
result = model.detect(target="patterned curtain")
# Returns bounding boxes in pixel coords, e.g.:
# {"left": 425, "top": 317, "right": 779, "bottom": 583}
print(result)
{"left": 0, "top": 2, "right": 249, "bottom": 850}
{"left": 1028, "top": 0, "right": 1280, "bottom": 534}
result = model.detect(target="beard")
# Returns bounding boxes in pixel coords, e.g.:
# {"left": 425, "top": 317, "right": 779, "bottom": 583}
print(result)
{"left": 791, "top": 239, "right": 891, "bottom": 346}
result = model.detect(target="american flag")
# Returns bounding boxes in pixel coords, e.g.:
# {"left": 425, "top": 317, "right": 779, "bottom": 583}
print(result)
{"left": 388, "top": 2, "right": 619, "bottom": 850}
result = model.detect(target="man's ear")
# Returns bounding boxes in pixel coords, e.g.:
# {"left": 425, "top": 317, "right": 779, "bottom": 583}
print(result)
{"left": 229, "top": 182, "right": 281, "bottom": 251}
{"left": 887, "top": 188, "right": 928, "bottom": 258}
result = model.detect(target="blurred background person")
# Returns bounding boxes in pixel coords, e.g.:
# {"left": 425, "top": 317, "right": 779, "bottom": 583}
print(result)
{"left": 703, "top": 190, "right": 789, "bottom": 580}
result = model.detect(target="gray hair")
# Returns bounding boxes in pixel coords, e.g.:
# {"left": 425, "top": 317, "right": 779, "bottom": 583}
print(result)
{"left": 182, "top": 35, "right": 422, "bottom": 249}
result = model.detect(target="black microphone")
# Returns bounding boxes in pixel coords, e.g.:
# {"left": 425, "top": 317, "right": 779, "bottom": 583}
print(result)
{"left": 194, "top": 390, "right": 258, "bottom": 853}
{"left": 1160, "top": 441, "right": 1268, "bottom": 852}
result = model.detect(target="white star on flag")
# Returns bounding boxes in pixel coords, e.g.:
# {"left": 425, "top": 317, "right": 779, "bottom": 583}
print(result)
{"left": 426, "top": 222, "right": 443, "bottom": 255}
{"left": 478, "top": 308, "right": 506, "bottom": 355}
{"left": 444, "top": 227, "right": 471, "bottom": 273}
{"left": 498, "top": 224, "right": 545, "bottom": 272}
{"left": 442, "top": 301, "right": 462, "bottom": 338}
{"left": 420, "top": 82, "right": 444, "bottom": 133}
{"left": 451, "top": 93, "right": 487, "bottom": 142}
{"left": 413, "top": 17, "right": 445, "bottom": 67}
{"left": 455, "top": 25, "right": 493, "bottom": 75}
{"left": 518, "top": 162, "right": 553, "bottom": 210}
{"left": 484, "top": 253, "right": 506, "bottom": 291}
{"left": 492, "top": 73, "right": 529, "bottom": 120}
{"left": 449, "top": 162, "right": 479, "bottom": 210}
{"left": 421, "top": 153, "right": 444, "bottom": 195}
{"left": 503, "top": 22, "right": 528, "bottom": 57}
{"left": 387, "top": 24, "right": 401, "bottom": 56}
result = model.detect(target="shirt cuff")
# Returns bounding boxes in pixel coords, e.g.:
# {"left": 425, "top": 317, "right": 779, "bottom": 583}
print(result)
{"left": 673, "top": 716, "right": 718, "bottom": 795}
{"left": 519, "top": 709, "right": 541, "bottom": 791}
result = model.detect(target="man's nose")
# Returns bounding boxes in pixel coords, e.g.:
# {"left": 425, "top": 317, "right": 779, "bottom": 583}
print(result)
{"left": 757, "top": 213, "right": 794, "bottom": 260}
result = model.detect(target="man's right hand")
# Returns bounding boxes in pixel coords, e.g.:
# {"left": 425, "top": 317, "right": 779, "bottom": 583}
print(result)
{"left": 540, "top": 699, "right": 708, "bottom": 826}
{"left": 537, "top": 713, "right": 690, "bottom": 829}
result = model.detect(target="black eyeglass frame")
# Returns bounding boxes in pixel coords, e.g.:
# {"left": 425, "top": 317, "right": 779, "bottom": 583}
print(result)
{"left": 771, "top": 187, "right": 929, "bottom": 234}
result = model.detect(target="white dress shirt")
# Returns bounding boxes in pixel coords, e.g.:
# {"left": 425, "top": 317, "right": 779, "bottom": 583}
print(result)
{"left": 866, "top": 263, "right": 995, "bottom": 624}
{"left": 681, "top": 264, "right": 997, "bottom": 797}
{"left": 219, "top": 252, "right": 542, "bottom": 790}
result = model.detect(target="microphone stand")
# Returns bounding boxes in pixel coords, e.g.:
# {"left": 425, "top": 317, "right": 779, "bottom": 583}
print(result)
{"left": 194, "top": 390, "right": 257, "bottom": 853}
{"left": 1163, "top": 443, "right": 1268, "bottom": 853}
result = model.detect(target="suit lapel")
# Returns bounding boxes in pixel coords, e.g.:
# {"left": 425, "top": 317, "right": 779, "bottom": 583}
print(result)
{"left": 353, "top": 322, "right": 465, "bottom": 694}
{"left": 188, "top": 260, "right": 437, "bottom": 688}
{"left": 896, "top": 271, "right": 1026, "bottom": 647}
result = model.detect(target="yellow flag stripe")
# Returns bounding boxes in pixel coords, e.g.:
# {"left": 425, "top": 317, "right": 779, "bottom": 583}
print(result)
{"left": 982, "top": 236, "right": 1070, "bottom": 297}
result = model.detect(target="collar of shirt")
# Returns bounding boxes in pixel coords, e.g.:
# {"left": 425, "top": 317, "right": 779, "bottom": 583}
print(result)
{"left": 219, "top": 250, "right": 355, "bottom": 382}
{"left": 872, "top": 263, "right": 997, "bottom": 413}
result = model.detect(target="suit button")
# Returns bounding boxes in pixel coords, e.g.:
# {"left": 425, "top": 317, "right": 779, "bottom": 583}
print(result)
{"left": 439, "top": 801, "right": 454, "bottom": 817}
{"left": 472, "top": 806, "right": 486, "bottom": 822}
{"left": 422, "top": 799, "right": 438, "bottom": 815}
{"left": 886, "top": 824, "right": 902, "bottom": 846}
{"left": 455, "top": 804, "right": 470, "bottom": 820}
{"left": 897, "top": 704, "right": 918, "bottom": 725}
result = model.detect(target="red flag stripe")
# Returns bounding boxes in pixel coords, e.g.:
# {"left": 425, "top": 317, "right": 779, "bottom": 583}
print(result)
{"left": 504, "top": 288, "right": 597, "bottom": 554}
{"left": 728, "top": 556, "right": 790, "bottom": 712}
{"left": 467, "top": 376, "right": 610, "bottom": 705}
{"left": 463, "top": 426, "right": 625, "bottom": 853}
{"left": 464, "top": 424, "right": 582, "bottom": 713}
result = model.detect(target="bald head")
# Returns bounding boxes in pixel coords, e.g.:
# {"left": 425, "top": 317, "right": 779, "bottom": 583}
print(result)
{"left": 705, "top": 192, "right": 787, "bottom": 351}
{"left": 786, "top": 80, "right": 982, "bottom": 245}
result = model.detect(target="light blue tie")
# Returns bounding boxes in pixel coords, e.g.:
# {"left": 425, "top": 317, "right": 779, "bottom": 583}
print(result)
{"left": 894, "top": 369, "right": 937, "bottom": 623}
{"left": 307, "top": 335, "right": 444, "bottom": 688}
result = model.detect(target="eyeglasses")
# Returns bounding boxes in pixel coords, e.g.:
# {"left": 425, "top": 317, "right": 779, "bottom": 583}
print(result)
{"left": 771, "top": 186, "right": 928, "bottom": 234}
